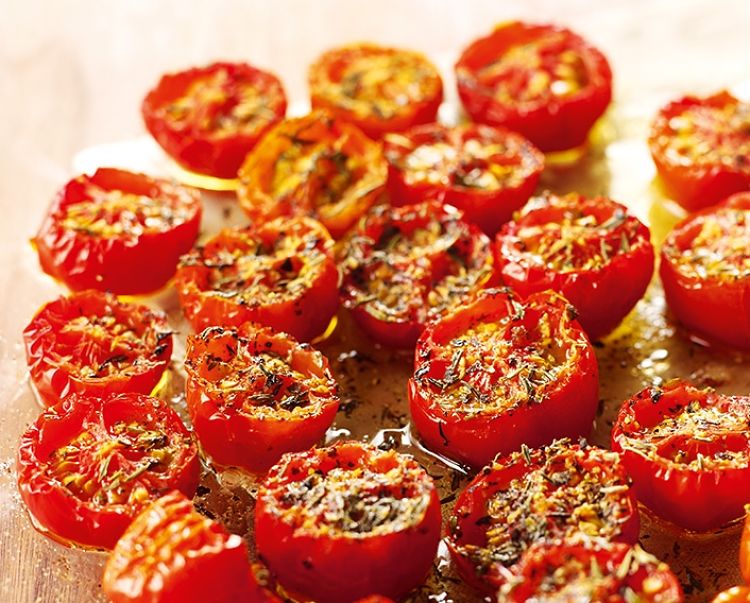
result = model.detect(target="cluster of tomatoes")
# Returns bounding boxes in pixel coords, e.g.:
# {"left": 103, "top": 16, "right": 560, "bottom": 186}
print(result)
{"left": 17, "top": 17, "right": 750, "bottom": 603}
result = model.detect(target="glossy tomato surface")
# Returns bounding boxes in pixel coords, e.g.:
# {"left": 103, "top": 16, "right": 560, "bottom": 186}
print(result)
{"left": 455, "top": 21, "right": 612, "bottom": 152}
{"left": 17, "top": 393, "right": 199, "bottom": 550}
{"left": 142, "top": 61, "right": 287, "bottom": 178}
{"left": 175, "top": 216, "right": 338, "bottom": 342}
{"left": 255, "top": 441, "right": 441, "bottom": 603}
{"left": 495, "top": 192, "right": 654, "bottom": 340}
{"left": 23, "top": 290, "right": 173, "bottom": 407}
{"left": 713, "top": 587, "right": 750, "bottom": 603}
{"left": 384, "top": 123, "right": 543, "bottom": 235}
{"left": 34, "top": 168, "right": 201, "bottom": 294}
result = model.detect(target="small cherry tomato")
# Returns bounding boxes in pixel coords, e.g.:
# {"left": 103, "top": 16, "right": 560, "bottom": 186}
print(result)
{"left": 142, "top": 61, "right": 287, "bottom": 179}
{"left": 255, "top": 441, "right": 442, "bottom": 603}
{"left": 34, "top": 168, "right": 201, "bottom": 294}
{"left": 713, "top": 587, "right": 750, "bottom": 603}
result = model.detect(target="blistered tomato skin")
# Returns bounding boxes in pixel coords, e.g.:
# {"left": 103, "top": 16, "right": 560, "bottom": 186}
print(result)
{"left": 23, "top": 290, "right": 173, "bottom": 407}
{"left": 255, "top": 442, "right": 442, "bottom": 603}
{"left": 34, "top": 168, "right": 202, "bottom": 295}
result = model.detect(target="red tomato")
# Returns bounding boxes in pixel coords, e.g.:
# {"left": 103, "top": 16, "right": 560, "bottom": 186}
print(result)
{"left": 184, "top": 324, "right": 339, "bottom": 472}
{"left": 611, "top": 379, "right": 750, "bottom": 532}
{"left": 34, "top": 168, "right": 201, "bottom": 295}
{"left": 237, "top": 111, "right": 386, "bottom": 238}
{"left": 660, "top": 192, "right": 750, "bottom": 349}
{"left": 384, "top": 123, "right": 544, "bottom": 235}
{"left": 255, "top": 441, "right": 442, "bottom": 603}
{"left": 409, "top": 288, "right": 598, "bottom": 468}
{"left": 142, "top": 62, "right": 287, "bottom": 179}
{"left": 713, "top": 587, "right": 750, "bottom": 603}
{"left": 446, "top": 439, "right": 639, "bottom": 593}
{"left": 174, "top": 216, "right": 339, "bottom": 342}
{"left": 340, "top": 201, "right": 494, "bottom": 348}
{"left": 649, "top": 91, "right": 750, "bottom": 211}
{"left": 23, "top": 290, "right": 173, "bottom": 407}
{"left": 16, "top": 393, "right": 200, "bottom": 550}
{"left": 495, "top": 192, "right": 654, "bottom": 340}
{"left": 455, "top": 21, "right": 613, "bottom": 152}
{"left": 308, "top": 43, "right": 443, "bottom": 139}
{"left": 498, "top": 539, "right": 683, "bottom": 602}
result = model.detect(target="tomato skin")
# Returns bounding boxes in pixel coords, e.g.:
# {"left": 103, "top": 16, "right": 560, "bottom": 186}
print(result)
{"left": 16, "top": 393, "right": 200, "bottom": 550}
{"left": 713, "top": 587, "right": 750, "bottom": 603}
{"left": 455, "top": 21, "right": 613, "bottom": 152}
{"left": 142, "top": 62, "right": 287, "bottom": 179}
{"left": 611, "top": 380, "right": 750, "bottom": 532}
{"left": 34, "top": 168, "right": 202, "bottom": 295}
{"left": 184, "top": 324, "right": 339, "bottom": 472}
{"left": 255, "top": 442, "right": 442, "bottom": 603}
{"left": 23, "top": 290, "right": 173, "bottom": 407}
{"left": 495, "top": 192, "right": 654, "bottom": 340}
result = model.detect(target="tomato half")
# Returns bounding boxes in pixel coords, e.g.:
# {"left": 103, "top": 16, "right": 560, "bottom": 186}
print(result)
{"left": 308, "top": 43, "right": 443, "bottom": 140}
{"left": 175, "top": 216, "right": 338, "bottom": 342}
{"left": 184, "top": 324, "right": 339, "bottom": 472}
{"left": 384, "top": 123, "right": 544, "bottom": 235}
{"left": 410, "top": 287, "right": 598, "bottom": 469}
{"left": 649, "top": 91, "right": 750, "bottom": 211}
{"left": 142, "top": 61, "right": 287, "bottom": 179}
{"left": 495, "top": 192, "right": 654, "bottom": 340}
{"left": 34, "top": 168, "right": 201, "bottom": 295}
{"left": 255, "top": 441, "right": 441, "bottom": 603}
{"left": 455, "top": 21, "right": 613, "bottom": 152}
{"left": 17, "top": 393, "right": 199, "bottom": 550}
{"left": 713, "top": 587, "right": 750, "bottom": 603}
{"left": 660, "top": 192, "right": 750, "bottom": 349}
{"left": 237, "top": 111, "right": 386, "bottom": 238}
{"left": 447, "top": 439, "right": 639, "bottom": 593}
{"left": 340, "top": 201, "right": 494, "bottom": 348}
{"left": 23, "top": 290, "right": 173, "bottom": 407}
{"left": 611, "top": 379, "right": 750, "bottom": 532}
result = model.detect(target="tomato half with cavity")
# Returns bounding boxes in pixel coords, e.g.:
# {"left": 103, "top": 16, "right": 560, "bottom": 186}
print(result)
{"left": 23, "top": 290, "right": 173, "bottom": 407}
{"left": 17, "top": 393, "right": 199, "bottom": 550}
{"left": 713, "top": 587, "right": 750, "bottom": 603}
{"left": 495, "top": 192, "right": 654, "bottom": 340}
{"left": 611, "top": 379, "right": 750, "bottom": 532}
{"left": 340, "top": 201, "right": 494, "bottom": 348}
{"left": 455, "top": 21, "right": 613, "bottom": 152}
{"left": 649, "top": 91, "right": 750, "bottom": 211}
{"left": 410, "top": 288, "right": 598, "bottom": 468}
{"left": 308, "top": 43, "right": 443, "bottom": 140}
{"left": 175, "top": 216, "right": 338, "bottom": 342}
{"left": 447, "top": 439, "right": 639, "bottom": 593}
{"left": 34, "top": 168, "right": 201, "bottom": 294}
{"left": 255, "top": 441, "right": 441, "bottom": 603}
{"left": 142, "top": 61, "right": 287, "bottom": 179}
{"left": 237, "top": 111, "right": 386, "bottom": 238}
{"left": 384, "top": 123, "right": 544, "bottom": 235}
{"left": 660, "top": 192, "right": 750, "bottom": 349}
{"left": 184, "top": 324, "right": 339, "bottom": 472}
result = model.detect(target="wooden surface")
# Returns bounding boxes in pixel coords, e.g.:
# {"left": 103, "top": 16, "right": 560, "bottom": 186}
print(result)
{"left": 2, "top": 1, "right": 750, "bottom": 601}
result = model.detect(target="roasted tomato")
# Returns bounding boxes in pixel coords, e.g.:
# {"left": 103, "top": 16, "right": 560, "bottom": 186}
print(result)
{"left": 649, "top": 91, "right": 750, "bottom": 211}
{"left": 410, "top": 288, "right": 598, "bottom": 468}
{"left": 142, "top": 61, "right": 287, "bottom": 179}
{"left": 237, "top": 111, "right": 386, "bottom": 238}
{"left": 17, "top": 393, "right": 199, "bottom": 550}
{"left": 497, "top": 538, "right": 684, "bottom": 602}
{"left": 184, "top": 324, "right": 339, "bottom": 472}
{"left": 455, "top": 21, "right": 613, "bottom": 152}
{"left": 611, "top": 379, "right": 750, "bottom": 532}
{"left": 23, "top": 290, "right": 173, "bottom": 407}
{"left": 255, "top": 441, "right": 441, "bottom": 603}
{"left": 447, "top": 439, "right": 639, "bottom": 593}
{"left": 308, "top": 43, "right": 443, "bottom": 139}
{"left": 495, "top": 192, "right": 654, "bottom": 340}
{"left": 384, "top": 123, "right": 544, "bottom": 235}
{"left": 175, "top": 216, "right": 338, "bottom": 342}
{"left": 713, "top": 587, "right": 750, "bottom": 603}
{"left": 34, "top": 168, "right": 201, "bottom": 294}
{"left": 660, "top": 192, "right": 750, "bottom": 349}
{"left": 340, "top": 201, "right": 494, "bottom": 348}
